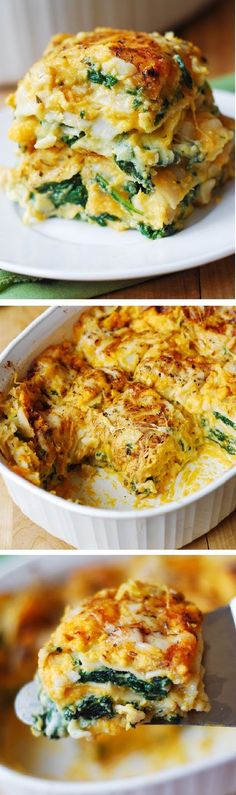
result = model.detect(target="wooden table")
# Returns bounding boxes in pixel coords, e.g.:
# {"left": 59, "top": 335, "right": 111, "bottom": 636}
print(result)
{"left": 1, "top": 306, "right": 236, "bottom": 550}
{"left": 0, "top": 0, "right": 234, "bottom": 299}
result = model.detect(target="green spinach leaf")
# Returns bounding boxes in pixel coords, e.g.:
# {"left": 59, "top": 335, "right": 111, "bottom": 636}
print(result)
{"left": 37, "top": 173, "right": 88, "bottom": 208}
{"left": 87, "top": 65, "right": 118, "bottom": 89}
{"left": 173, "top": 54, "right": 193, "bottom": 89}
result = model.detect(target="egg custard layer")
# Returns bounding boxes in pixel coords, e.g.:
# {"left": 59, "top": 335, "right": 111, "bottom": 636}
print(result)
{"left": 1, "top": 28, "right": 234, "bottom": 236}
{"left": 0, "top": 306, "right": 236, "bottom": 503}
{"left": 32, "top": 580, "right": 208, "bottom": 739}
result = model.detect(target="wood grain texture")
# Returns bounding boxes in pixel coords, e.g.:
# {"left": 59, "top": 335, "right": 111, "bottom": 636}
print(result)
{"left": 0, "top": 307, "right": 235, "bottom": 551}
{"left": 0, "top": 306, "right": 46, "bottom": 348}
{"left": 0, "top": 478, "right": 72, "bottom": 549}
{"left": 0, "top": 0, "right": 234, "bottom": 300}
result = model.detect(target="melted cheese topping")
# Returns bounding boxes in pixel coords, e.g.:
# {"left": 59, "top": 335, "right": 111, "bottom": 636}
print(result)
{"left": 7, "top": 29, "right": 209, "bottom": 135}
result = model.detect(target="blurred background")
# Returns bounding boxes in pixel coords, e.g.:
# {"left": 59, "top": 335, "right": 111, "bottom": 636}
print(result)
{"left": 0, "top": 0, "right": 234, "bottom": 84}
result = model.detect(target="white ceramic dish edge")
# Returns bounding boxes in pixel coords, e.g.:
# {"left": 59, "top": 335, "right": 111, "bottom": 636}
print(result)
{"left": 0, "top": 555, "right": 235, "bottom": 795}
{"left": 0, "top": 307, "right": 236, "bottom": 550}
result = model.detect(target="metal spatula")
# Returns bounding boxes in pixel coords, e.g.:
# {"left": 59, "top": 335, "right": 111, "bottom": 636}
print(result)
{"left": 15, "top": 598, "right": 236, "bottom": 730}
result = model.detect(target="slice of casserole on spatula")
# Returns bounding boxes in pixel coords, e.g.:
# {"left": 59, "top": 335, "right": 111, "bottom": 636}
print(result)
{"left": 15, "top": 581, "right": 236, "bottom": 737}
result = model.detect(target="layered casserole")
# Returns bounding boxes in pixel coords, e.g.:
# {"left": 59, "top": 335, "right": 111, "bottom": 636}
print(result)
{"left": 33, "top": 580, "right": 208, "bottom": 738}
{"left": 0, "top": 306, "right": 235, "bottom": 505}
{"left": 0, "top": 556, "right": 235, "bottom": 780}
{"left": 1, "top": 28, "right": 234, "bottom": 236}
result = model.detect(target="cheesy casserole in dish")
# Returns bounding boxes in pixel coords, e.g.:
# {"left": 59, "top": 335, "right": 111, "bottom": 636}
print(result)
{"left": 0, "top": 306, "right": 236, "bottom": 505}
{"left": 1, "top": 28, "right": 234, "bottom": 237}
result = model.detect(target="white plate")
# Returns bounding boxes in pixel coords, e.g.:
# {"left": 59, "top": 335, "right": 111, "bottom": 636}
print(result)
{"left": 0, "top": 89, "right": 234, "bottom": 281}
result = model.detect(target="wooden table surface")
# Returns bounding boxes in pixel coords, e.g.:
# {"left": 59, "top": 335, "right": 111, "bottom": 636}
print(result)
{"left": 0, "top": 0, "right": 234, "bottom": 300}
{"left": 0, "top": 306, "right": 235, "bottom": 551}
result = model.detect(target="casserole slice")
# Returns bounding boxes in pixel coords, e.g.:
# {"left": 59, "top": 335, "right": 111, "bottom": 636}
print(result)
{"left": 2, "top": 130, "right": 233, "bottom": 236}
{"left": 91, "top": 382, "right": 201, "bottom": 496}
{"left": 32, "top": 580, "right": 209, "bottom": 738}
{"left": 2, "top": 28, "right": 234, "bottom": 236}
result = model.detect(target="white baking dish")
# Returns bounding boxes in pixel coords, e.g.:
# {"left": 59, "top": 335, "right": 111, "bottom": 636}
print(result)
{"left": 1, "top": 0, "right": 215, "bottom": 84}
{"left": 0, "top": 555, "right": 236, "bottom": 795}
{"left": 0, "top": 306, "right": 236, "bottom": 551}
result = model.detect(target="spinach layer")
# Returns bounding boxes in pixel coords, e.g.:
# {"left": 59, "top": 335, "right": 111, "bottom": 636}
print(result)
{"left": 96, "top": 174, "right": 142, "bottom": 215}
{"left": 64, "top": 695, "right": 114, "bottom": 723}
{"left": 139, "top": 222, "right": 176, "bottom": 239}
{"left": 75, "top": 663, "right": 172, "bottom": 700}
{"left": 36, "top": 173, "right": 88, "bottom": 208}
{"left": 213, "top": 411, "right": 236, "bottom": 432}
{"left": 115, "top": 158, "right": 153, "bottom": 193}
{"left": 206, "top": 427, "right": 236, "bottom": 455}
{"left": 33, "top": 697, "right": 68, "bottom": 739}
{"left": 61, "top": 131, "right": 86, "bottom": 146}
{"left": 87, "top": 65, "right": 118, "bottom": 89}
{"left": 154, "top": 98, "right": 170, "bottom": 126}
{"left": 201, "top": 415, "right": 236, "bottom": 455}
{"left": 89, "top": 212, "right": 119, "bottom": 226}
{"left": 33, "top": 694, "right": 114, "bottom": 738}
{"left": 173, "top": 54, "right": 193, "bottom": 89}
{"left": 126, "top": 87, "right": 144, "bottom": 109}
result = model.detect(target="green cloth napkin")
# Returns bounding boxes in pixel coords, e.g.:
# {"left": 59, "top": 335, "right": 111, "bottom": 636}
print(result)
{"left": 211, "top": 72, "right": 235, "bottom": 92}
{"left": 0, "top": 270, "right": 147, "bottom": 298}
{"left": 0, "top": 74, "right": 234, "bottom": 299}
